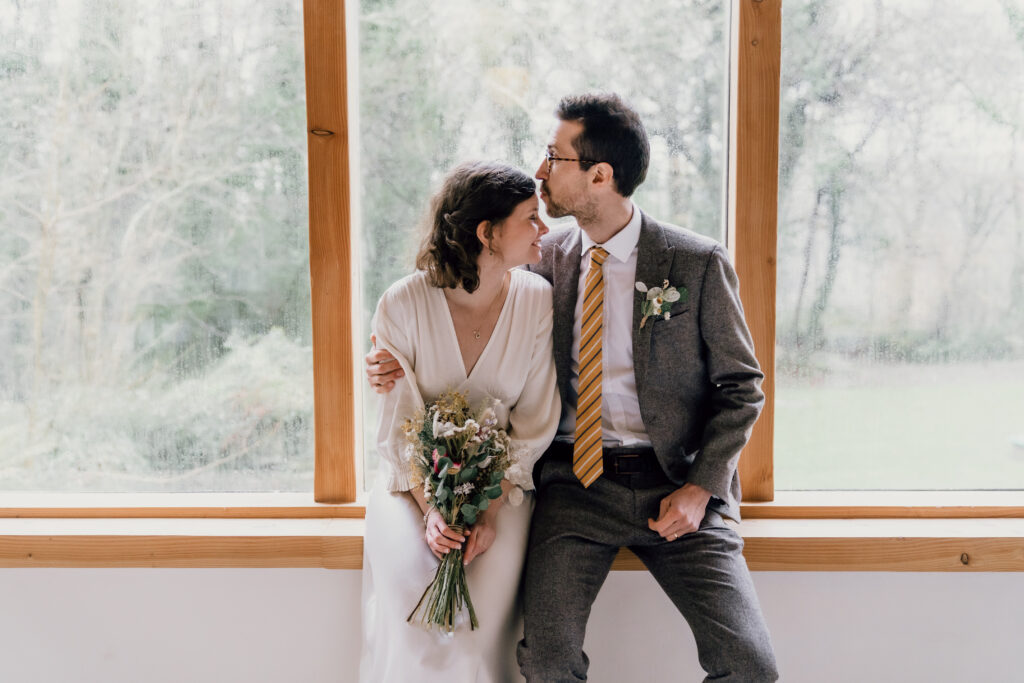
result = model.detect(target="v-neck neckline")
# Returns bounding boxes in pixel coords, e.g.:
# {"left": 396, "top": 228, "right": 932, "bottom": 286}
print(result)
{"left": 437, "top": 271, "right": 517, "bottom": 380}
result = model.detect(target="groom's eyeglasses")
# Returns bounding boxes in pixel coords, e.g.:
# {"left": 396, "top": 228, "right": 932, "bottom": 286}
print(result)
{"left": 544, "top": 150, "right": 599, "bottom": 173}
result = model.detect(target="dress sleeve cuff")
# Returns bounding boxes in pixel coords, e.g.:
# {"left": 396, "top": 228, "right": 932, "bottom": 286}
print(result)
{"left": 384, "top": 464, "right": 414, "bottom": 493}
{"left": 504, "top": 462, "right": 534, "bottom": 493}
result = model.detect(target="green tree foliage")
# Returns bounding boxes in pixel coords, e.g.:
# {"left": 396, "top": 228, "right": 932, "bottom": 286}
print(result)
{"left": 0, "top": 0, "right": 313, "bottom": 490}
{"left": 777, "top": 0, "right": 1024, "bottom": 368}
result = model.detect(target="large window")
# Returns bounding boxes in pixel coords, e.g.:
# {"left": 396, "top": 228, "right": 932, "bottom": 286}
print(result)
{"left": 0, "top": 1, "right": 313, "bottom": 492}
{"left": 355, "top": 0, "right": 732, "bottom": 486}
{"left": 4, "top": 0, "right": 1022, "bottom": 507}
{"left": 774, "top": 0, "right": 1024, "bottom": 490}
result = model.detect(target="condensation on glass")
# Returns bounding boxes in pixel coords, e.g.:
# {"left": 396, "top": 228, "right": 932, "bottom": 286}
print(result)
{"left": 775, "top": 0, "right": 1024, "bottom": 489}
{"left": 354, "top": 1, "right": 732, "bottom": 487}
{"left": 0, "top": 2, "right": 314, "bottom": 491}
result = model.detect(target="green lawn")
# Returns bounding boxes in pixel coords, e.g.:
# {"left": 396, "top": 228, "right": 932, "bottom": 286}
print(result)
{"left": 774, "top": 359, "right": 1024, "bottom": 489}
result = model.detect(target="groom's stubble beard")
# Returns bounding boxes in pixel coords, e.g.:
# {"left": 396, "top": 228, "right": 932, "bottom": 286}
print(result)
{"left": 541, "top": 183, "right": 599, "bottom": 226}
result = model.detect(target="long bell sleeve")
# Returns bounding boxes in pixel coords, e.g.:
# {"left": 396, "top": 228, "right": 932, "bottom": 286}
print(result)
{"left": 371, "top": 287, "right": 426, "bottom": 493}
{"left": 503, "top": 278, "right": 560, "bottom": 491}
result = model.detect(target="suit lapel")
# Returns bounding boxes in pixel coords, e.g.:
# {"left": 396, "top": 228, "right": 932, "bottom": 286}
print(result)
{"left": 632, "top": 212, "right": 674, "bottom": 392}
{"left": 552, "top": 229, "right": 582, "bottom": 404}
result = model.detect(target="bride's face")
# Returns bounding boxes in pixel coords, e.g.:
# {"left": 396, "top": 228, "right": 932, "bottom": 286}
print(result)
{"left": 491, "top": 195, "right": 549, "bottom": 268}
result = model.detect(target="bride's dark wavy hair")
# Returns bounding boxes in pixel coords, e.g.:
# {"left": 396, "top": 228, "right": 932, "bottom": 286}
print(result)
{"left": 416, "top": 161, "right": 536, "bottom": 293}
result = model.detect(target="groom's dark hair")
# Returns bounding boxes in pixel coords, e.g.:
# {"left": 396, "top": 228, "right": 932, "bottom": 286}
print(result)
{"left": 416, "top": 160, "right": 535, "bottom": 293}
{"left": 556, "top": 93, "right": 649, "bottom": 197}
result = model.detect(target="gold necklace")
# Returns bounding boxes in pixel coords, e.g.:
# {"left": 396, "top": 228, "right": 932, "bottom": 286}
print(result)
{"left": 471, "top": 274, "right": 508, "bottom": 340}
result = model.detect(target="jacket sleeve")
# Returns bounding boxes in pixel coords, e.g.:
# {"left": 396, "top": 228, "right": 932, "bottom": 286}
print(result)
{"left": 685, "top": 245, "right": 765, "bottom": 502}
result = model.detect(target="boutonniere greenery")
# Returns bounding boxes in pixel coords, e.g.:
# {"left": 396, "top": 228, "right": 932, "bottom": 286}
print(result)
{"left": 635, "top": 279, "right": 688, "bottom": 329}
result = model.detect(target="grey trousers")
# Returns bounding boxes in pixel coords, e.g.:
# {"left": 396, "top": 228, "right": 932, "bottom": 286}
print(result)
{"left": 516, "top": 459, "right": 778, "bottom": 682}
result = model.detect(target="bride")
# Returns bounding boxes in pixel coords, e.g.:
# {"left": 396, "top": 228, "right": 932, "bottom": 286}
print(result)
{"left": 360, "top": 161, "right": 560, "bottom": 682}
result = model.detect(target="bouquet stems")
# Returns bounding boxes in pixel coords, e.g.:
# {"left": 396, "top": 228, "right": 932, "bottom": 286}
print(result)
{"left": 407, "top": 524, "right": 479, "bottom": 634}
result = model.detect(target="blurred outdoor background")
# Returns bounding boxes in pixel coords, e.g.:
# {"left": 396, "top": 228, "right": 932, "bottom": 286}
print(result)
{"left": 0, "top": 0, "right": 1020, "bottom": 492}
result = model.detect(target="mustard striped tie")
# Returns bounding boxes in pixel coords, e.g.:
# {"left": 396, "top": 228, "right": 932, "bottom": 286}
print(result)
{"left": 574, "top": 246, "right": 609, "bottom": 487}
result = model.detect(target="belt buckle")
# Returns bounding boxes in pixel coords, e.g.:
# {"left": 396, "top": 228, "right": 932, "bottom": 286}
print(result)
{"left": 613, "top": 453, "right": 643, "bottom": 475}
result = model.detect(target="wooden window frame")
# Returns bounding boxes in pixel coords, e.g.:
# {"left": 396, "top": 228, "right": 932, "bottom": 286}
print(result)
{"left": 4, "top": 0, "right": 1024, "bottom": 527}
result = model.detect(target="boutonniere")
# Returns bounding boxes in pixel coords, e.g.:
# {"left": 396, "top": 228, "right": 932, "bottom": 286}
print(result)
{"left": 635, "top": 279, "right": 688, "bottom": 329}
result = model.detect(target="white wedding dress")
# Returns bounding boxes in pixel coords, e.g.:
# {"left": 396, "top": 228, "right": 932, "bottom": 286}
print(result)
{"left": 360, "top": 269, "right": 560, "bottom": 683}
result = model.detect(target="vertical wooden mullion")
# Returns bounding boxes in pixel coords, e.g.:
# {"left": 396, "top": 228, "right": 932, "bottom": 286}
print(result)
{"left": 732, "top": 0, "right": 781, "bottom": 501}
{"left": 304, "top": 0, "right": 356, "bottom": 502}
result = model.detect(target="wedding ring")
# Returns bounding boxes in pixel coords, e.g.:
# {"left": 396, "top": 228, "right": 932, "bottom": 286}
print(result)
{"left": 670, "top": 533, "right": 677, "bottom": 541}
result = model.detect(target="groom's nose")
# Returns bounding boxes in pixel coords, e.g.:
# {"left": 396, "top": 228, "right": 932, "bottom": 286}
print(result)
{"left": 534, "top": 158, "right": 548, "bottom": 180}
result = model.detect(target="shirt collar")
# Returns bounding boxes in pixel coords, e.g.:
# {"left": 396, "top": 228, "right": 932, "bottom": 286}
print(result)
{"left": 579, "top": 203, "right": 642, "bottom": 264}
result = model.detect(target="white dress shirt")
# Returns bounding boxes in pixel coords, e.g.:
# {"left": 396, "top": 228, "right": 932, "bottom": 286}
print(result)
{"left": 557, "top": 204, "right": 652, "bottom": 447}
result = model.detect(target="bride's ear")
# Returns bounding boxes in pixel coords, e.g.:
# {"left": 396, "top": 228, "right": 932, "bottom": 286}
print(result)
{"left": 476, "top": 220, "right": 494, "bottom": 255}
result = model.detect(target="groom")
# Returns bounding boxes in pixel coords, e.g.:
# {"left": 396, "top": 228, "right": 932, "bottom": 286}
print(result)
{"left": 516, "top": 93, "right": 776, "bottom": 682}
{"left": 368, "top": 93, "right": 777, "bottom": 681}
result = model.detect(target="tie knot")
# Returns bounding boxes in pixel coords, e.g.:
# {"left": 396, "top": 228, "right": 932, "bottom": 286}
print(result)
{"left": 589, "top": 246, "right": 609, "bottom": 266}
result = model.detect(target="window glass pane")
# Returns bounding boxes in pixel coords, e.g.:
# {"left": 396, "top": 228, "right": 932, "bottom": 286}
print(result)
{"left": 0, "top": 2, "right": 313, "bottom": 491}
{"left": 775, "top": 0, "right": 1024, "bottom": 489}
{"left": 355, "top": 0, "right": 730, "bottom": 485}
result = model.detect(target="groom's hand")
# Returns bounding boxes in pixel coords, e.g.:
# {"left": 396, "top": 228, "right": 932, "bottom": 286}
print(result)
{"left": 648, "top": 483, "right": 712, "bottom": 541}
{"left": 365, "top": 334, "right": 403, "bottom": 394}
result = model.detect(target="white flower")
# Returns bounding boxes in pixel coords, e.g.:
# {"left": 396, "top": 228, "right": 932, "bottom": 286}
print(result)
{"left": 637, "top": 279, "right": 687, "bottom": 329}
{"left": 507, "top": 486, "right": 524, "bottom": 507}
{"left": 454, "top": 483, "right": 475, "bottom": 496}
{"left": 432, "top": 413, "right": 464, "bottom": 439}
{"left": 431, "top": 411, "right": 445, "bottom": 438}
{"left": 479, "top": 406, "right": 498, "bottom": 427}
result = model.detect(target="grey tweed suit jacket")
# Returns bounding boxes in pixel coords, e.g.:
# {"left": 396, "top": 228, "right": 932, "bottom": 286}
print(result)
{"left": 528, "top": 211, "right": 764, "bottom": 521}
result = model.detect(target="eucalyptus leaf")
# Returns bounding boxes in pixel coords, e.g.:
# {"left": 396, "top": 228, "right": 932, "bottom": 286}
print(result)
{"left": 461, "top": 504, "right": 478, "bottom": 525}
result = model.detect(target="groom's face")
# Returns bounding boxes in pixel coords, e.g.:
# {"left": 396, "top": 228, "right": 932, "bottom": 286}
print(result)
{"left": 536, "top": 120, "right": 592, "bottom": 220}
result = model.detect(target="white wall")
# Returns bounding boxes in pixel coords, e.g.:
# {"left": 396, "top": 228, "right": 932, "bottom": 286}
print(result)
{"left": 1, "top": 569, "right": 1021, "bottom": 683}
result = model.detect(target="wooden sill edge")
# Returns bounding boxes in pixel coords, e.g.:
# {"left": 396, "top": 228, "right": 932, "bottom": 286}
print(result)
{"left": 4, "top": 491, "right": 1024, "bottom": 519}
{"left": 2, "top": 518, "right": 1024, "bottom": 571}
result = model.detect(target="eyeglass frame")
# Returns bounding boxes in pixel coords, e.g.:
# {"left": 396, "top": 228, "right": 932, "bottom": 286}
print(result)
{"left": 544, "top": 150, "right": 601, "bottom": 173}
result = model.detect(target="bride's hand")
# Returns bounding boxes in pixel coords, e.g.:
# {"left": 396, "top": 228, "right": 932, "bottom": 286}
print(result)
{"left": 463, "top": 510, "right": 498, "bottom": 566}
{"left": 424, "top": 508, "right": 467, "bottom": 559}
